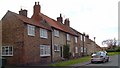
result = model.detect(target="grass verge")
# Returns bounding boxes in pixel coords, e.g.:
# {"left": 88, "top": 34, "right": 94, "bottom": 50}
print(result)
{"left": 48, "top": 56, "right": 90, "bottom": 66}
{"left": 108, "top": 52, "right": 120, "bottom": 56}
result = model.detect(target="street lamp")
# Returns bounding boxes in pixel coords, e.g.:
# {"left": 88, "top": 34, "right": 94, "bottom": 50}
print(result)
{"left": 94, "top": 37, "right": 96, "bottom": 53}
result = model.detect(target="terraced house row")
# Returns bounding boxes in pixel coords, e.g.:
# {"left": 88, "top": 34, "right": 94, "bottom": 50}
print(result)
{"left": 1, "top": 2, "right": 102, "bottom": 65}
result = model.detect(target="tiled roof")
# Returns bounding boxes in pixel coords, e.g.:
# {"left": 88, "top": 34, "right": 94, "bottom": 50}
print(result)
{"left": 6, "top": 10, "right": 77, "bottom": 36}
{"left": 7, "top": 11, "right": 51, "bottom": 30}
{"left": 39, "top": 13, "right": 78, "bottom": 36}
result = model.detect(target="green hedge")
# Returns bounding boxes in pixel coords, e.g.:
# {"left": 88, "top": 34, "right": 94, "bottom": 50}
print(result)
{"left": 106, "top": 47, "right": 120, "bottom": 52}
{"left": 63, "top": 45, "right": 70, "bottom": 59}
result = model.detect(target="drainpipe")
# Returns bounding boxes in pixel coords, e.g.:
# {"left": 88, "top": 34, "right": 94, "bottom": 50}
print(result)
{"left": 94, "top": 37, "right": 96, "bottom": 53}
{"left": 83, "top": 33, "right": 85, "bottom": 56}
{"left": 50, "top": 30, "right": 53, "bottom": 63}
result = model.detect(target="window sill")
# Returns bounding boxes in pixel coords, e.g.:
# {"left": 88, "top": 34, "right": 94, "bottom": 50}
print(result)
{"left": 28, "top": 34, "right": 35, "bottom": 37}
{"left": 40, "top": 37, "right": 48, "bottom": 39}
{"left": 2, "top": 55, "right": 13, "bottom": 56}
{"left": 40, "top": 54, "right": 50, "bottom": 57}
{"left": 54, "top": 50, "right": 60, "bottom": 52}
{"left": 54, "top": 35, "right": 59, "bottom": 38}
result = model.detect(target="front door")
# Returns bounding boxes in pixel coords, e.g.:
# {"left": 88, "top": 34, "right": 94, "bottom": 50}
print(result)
{"left": 60, "top": 46, "right": 63, "bottom": 58}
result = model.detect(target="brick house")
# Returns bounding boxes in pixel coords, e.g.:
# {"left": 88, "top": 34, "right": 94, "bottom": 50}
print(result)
{"left": 1, "top": 2, "right": 102, "bottom": 65}
{"left": 2, "top": 2, "right": 52, "bottom": 65}
{"left": 87, "top": 39, "right": 103, "bottom": 55}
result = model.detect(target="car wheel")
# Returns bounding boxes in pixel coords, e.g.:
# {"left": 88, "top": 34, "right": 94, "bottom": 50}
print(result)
{"left": 106, "top": 58, "right": 109, "bottom": 62}
{"left": 91, "top": 61, "right": 94, "bottom": 63}
{"left": 102, "top": 59, "right": 106, "bottom": 63}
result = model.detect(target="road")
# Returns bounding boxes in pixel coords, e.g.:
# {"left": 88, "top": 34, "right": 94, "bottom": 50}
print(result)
{"left": 85, "top": 55, "right": 119, "bottom": 66}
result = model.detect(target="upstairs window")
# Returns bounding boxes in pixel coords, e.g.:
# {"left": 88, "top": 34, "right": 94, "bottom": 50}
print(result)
{"left": 40, "top": 28, "right": 48, "bottom": 39}
{"left": 67, "top": 34, "right": 70, "bottom": 41}
{"left": 75, "top": 37, "right": 78, "bottom": 43}
{"left": 54, "top": 44, "right": 60, "bottom": 51}
{"left": 27, "top": 24, "right": 35, "bottom": 36}
{"left": 1, "top": 46, "right": 13, "bottom": 56}
{"left": 54, "top": 29, "right": 59, "bottom": 37}
{"left": 81, "top": 35, "right": 83, "bottom": 41}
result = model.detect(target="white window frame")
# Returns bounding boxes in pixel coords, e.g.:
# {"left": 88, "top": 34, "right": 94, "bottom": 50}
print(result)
{"left": 40, "top": 45, "right": 50, "bottom": 57}
{"left": 27, "top": 24, "right": 35, "bottom": 36}
{"left": 54, "top": 29, "right": 59, "bottom": 37}
{"left": 81, "top": 35, "right": 83, "bottom": 41}
{"left": 40, "top": 28, "right": 48, "bottom": 39}
{"left": 1, "top": 46, "right": 13, "bottom": 56}
{"left": 75, "top": 37, "right": 78, "bottom": 43}
{"left": 84, "top": 48, "right": 87, "bottom": 52}
{"left": 54, "top": 44, "right": 60, "bottom": 52}
{"left": 81, "top": 47, "right": 83, "bottom": 52}
{"left": 75, "top": 47, "right": 78, "bottom": 53}
{"left": 67, "top": 34, "right": 70, "bottom": 41}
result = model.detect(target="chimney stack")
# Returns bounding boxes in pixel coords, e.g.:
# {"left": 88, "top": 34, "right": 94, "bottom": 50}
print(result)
{"left": 19, "top": 9, "right": 27, "bottom": 17}
{"left": 33, "top": 2, "right": 41, "bottom": 14}
{"left": 86, "top": 34, "right": 89, "bottom": 39}
{"left": 57, "top": 14, "right": 63, "bottom": 23}
{"left": 31, "top": 2, "right": 42, "bottom": 21}
{"left": 64, "top": 18, "right": 70, "bottom": 26}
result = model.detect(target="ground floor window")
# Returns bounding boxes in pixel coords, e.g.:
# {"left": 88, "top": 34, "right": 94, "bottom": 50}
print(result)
{"left": 81, "top": 47, "right": 83, "bottom": 52}
{"left": 54, "top": 44, "right": 60, "bottom": 51}
{"left": 84, "top": 48, "right": 87, "bottom": 53}
{"left": 1, "top": 46, "right": 13, "bottom": 56}
{"left": 40, "top": 45, "right": 50, "bottom": 57}
{"left": 75, "top": 47, "right": 78, "bottom": 53}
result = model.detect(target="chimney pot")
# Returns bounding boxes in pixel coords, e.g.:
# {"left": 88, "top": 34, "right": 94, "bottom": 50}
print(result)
{"left": 38, "top": 2, "right": 39, "bottom": 5}
{"left": 35, "top": 2, "right": 37, "bottom": 5}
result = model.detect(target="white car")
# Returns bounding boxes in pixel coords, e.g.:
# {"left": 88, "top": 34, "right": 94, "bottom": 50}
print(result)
{"left": 91, "top": 51, "right": 109, "bottom": 63}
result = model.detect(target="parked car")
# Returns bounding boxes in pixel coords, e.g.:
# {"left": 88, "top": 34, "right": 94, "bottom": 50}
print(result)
{"left": 91, "top": 51, "right": 109, "bottom": 63}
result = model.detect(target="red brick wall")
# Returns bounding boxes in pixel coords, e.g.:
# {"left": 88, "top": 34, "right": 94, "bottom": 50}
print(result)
{"left": 23, "top": 23, "right": 51, "bottom": 64}
{"left": 2, "top": 12, "right": 25, "bottom": 65}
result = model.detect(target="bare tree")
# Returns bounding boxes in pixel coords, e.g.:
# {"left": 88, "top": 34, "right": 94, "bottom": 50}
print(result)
{"left": 102, "top": 38, "right": 117, "bottom": 49}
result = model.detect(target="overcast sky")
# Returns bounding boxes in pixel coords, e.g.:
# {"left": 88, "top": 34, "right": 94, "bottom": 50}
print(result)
{"left": 0, "top": 0, "right": 119, "bottom": 47}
